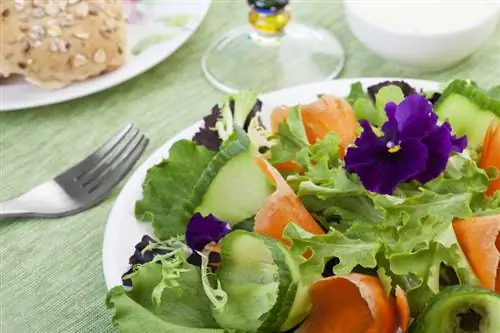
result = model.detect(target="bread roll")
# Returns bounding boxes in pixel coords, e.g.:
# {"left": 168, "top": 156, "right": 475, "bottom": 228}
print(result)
{"left": 0, "top": 0, "right": 126, "bottom": 88}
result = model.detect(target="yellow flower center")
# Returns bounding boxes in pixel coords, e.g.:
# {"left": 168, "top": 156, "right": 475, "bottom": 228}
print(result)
{"left": 388, "top": 145, "right": 402, "bottom": 153}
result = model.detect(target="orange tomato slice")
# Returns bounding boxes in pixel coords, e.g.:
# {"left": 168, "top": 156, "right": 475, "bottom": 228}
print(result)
{"left": 253, "top": 156, "right": 324, "bottom": 241}
{"left": 480, "top": 121, "right": 500, "bottom": 196}
{"left": 453, "top": 215, "right": 500, "bottom": 292}
{"left": 297, "top": 274, "right": 398, "bottom": 333}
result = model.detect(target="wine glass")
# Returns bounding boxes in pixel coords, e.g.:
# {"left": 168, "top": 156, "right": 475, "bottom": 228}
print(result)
{"left": 201, "top": 0, "right": 345, "bottom": 94}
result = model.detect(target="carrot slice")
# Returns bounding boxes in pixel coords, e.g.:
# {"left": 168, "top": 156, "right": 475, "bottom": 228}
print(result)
{"left": 254, "top": 156, "right": 324, "bottom": 241}
{"left": 480, "top": 121, "right": 500, "bottom": 196}
{"left": 453, "top": 215, "right": 500, "bottom": 292}
{"left": 297, "top": 274, "right": 397, "bottom": 333}
{"left": 300, "top": 95, "right": 358, "bottom": 157}
{"left": 270, "top": 95, "right": 358, "bottom": 160}
{"left": 273, "top": 161, "right": 304, "bottom": 174}
{"left": 271, "top": 106, "right": 290, "bottom": 133}
{"left": 395, "top": 286, "right": 410, "bottom": 333}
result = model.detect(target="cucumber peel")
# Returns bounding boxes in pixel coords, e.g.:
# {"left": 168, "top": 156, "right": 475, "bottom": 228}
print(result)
{"left": 208, "top": 231, "right": 310, "bottom": 332}
{"left": 409, "top": 285, "right": 500, "bottom": 333}
{"left": 435, "top": 80, "right": 500, "bottom": 148}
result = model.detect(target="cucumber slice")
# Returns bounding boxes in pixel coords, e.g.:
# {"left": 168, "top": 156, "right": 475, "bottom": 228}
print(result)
{"left": 409, "top": 285, "right": 500, "bottom": 333}
{"left": 212, "top": 230, "right": 310, "bottom": 332}
{"left": 435, "top": 80, "right": 500, "bottom": 148}
{"left": 195, "top": 127, "right": 274, "bottom": 225}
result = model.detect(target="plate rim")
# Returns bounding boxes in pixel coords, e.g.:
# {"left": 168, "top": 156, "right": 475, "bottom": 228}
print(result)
{"left": 0, "top": 0, "right": 212, "bottom": 112}
{"left": 102, "top": 77, "right": 441, "bottom": 290}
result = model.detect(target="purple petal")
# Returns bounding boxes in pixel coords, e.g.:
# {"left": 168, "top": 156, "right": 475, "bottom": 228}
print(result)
{"left": 346, "top": 121, "right": 387, "bottom": 173}
{"left": 185, "top": 213, "right": 231, "bottom": 252}
{"left": 413, "top": 125, "right": 453, "bottom": 184}
{"left": 394, "top": 95, "right": 438, "bottom": 140}
{"left": 442, "top": 122, "right": 468, "bottom": 153}
{"left": 451, "top": 135, "right": 468, "bottom": 153}
{"left": 382, "top": 103, "right": 400, "bottom": 142}
{"left": 346, "top": 139, "right": 428, "bottom": 195}
{"left": 345, "top": 144, "right": 385, "bottom": 172}
{"left": 354, "top": 121, "right": 385, "bottom": 148}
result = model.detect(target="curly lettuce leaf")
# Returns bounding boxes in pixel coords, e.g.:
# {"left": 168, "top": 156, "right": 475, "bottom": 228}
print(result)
{"left": 106, "top": 262, "right": 223, "bottom": 333}
{"left": 284, "top": 224, "right": 380, "bottom": 283}
{"left": 389, "top": 225, "right": 480, "bottom": 314}
{"left": 285, "top": 150, "right": 484, "bottom": 314}
{"left": 136, "top": 141, "right": 216, "bottom": 239}
{"left": 421, "top": 153, "right": 499, "bottom": 215}
{"left": 270, "top": 106, "right": 309, "bottom": 166}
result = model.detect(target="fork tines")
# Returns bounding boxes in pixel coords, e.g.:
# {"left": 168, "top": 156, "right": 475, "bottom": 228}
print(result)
{"left": 61, "top": 124, "right": 149, "bottom": 195}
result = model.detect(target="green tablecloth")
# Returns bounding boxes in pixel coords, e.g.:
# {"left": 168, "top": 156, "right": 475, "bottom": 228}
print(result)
{"left": 1, "top": 1, "right": 499, "bottom": 332}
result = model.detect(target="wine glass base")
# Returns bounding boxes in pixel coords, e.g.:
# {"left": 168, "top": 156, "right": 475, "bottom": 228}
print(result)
{"left": 201, "top": 23, "right": 345, "bottom": 94}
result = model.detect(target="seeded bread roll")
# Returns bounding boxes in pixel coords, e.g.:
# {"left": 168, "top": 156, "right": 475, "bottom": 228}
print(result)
{"left": 0, "top": 0, "right": 126, "bottom": 88}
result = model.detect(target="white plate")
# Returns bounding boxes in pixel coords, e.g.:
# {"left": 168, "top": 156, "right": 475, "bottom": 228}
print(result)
{"left": 102, "top": 77, "right": 440, "bottom": 289}
{"left": 0, "top": 0, "right": 211, "bottom": 111}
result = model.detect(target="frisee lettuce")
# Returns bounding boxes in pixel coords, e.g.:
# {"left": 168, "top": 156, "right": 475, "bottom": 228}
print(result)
{"left": 106, "top": 262, "right": 223, "bottom": 333}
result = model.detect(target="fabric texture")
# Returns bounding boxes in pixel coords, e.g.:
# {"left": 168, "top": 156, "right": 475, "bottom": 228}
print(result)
{"left": 1, "top": 2, "right": 499, "bottom": 332}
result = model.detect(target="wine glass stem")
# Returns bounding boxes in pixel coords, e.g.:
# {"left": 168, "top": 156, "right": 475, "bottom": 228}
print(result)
{"left": 248, "top": 6, "right": 291, "bottom": 35}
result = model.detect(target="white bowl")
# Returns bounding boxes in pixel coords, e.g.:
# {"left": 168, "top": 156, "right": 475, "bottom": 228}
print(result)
{"left": 344, "top": 1, "right": 500, "bottom": 72}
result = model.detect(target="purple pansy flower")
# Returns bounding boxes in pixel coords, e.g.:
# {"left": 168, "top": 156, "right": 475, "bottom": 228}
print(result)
{"left": 344, "top": 95, "right": 467, "bottom": 195}
{"left": 185, "top": 213, "right": 232, "bottom": 252}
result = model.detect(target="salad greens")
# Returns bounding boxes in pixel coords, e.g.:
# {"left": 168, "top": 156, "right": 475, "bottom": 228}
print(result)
{"left": 193, "top": 92, "right": 262, "bottom": 151}
{"left": 135, "top": 141, "right": 216, "bottom": 239}
{"left": 489, "top": 85, "right": 500, "bottom": 100}
{"left": 137, "top": 126, "right": 273, "bottom": 240}
{"left": 270, "top": 106, "right": 310, "bottom": 167}
{"left": 108, "top": 261, "right": 223, "bottom": 333}
{"left": 109, "top": 79, "right": 500, "bottom": 333}
{"left": 275, "top": 83, "right": 497, "bottom": 313}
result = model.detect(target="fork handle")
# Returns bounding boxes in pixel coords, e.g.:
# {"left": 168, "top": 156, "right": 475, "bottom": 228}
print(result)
{"left": 0, "top": 199, "right": 33, "bottom": 220}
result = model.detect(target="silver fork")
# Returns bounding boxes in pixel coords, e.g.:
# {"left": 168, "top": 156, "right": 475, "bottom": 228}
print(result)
{"left": 0, "top": 124, "right": 149, "bottom": 220}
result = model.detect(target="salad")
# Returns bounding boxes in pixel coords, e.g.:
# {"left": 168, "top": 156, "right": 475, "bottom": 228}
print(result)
{"left": 106, "top": 79, "right": 500, "bottom": 333}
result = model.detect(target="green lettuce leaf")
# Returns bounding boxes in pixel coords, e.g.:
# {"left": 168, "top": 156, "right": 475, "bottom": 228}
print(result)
{"left": 284, "top": 224, "right": 380, "bottom": 283}
{"left": 106, "top": 262, "right": 225, "bottom": 333}
{"left": 347, "top": 82, "right": 406, "bottom": 127}
{"left": 347, "top": 82, "right": 385, "bottom": 126}
{"left": 135, "top": 141, "right": 216, "bottom": 239}
{"left": 421, "top": 153, "right": 500, "bottom": 215}
{"left": 374, "top": 86, "right": 405, "bottom": 111}
{"left": 285, "top": 149, "right": 483, "bottom": 314}
{"left": 422, "top": 154, "right": 490, "bottom": 195}
{"left": 389, "top": 225, "right": 480, "bottom": 313}
{"left": 488, "top": 85, "right": 500, "bottom": 100}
